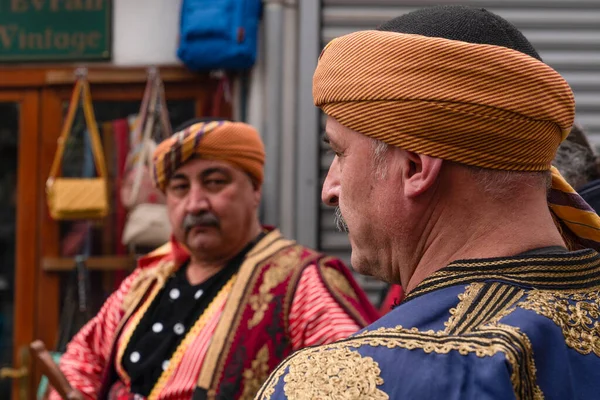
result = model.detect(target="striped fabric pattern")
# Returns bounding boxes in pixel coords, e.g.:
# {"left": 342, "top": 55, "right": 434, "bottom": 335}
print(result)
{"left": 314, "top": 30, "right": 574, "bottom": 172}
{"left": 48, "top": 266, "right": 359, "bottom": 400}
{"left": 314, "top": 30, "right": 600, "bottom": 250}
{"left": 152, "top": 121, "right": 265, "bottom": 191}
{"left": 549, "top": 166, "right": 600, "bottom": 249}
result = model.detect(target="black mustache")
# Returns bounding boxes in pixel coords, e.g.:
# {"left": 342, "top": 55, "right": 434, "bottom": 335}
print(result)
{"left": 182, "top": 213, "right": 220, "bottom": 232}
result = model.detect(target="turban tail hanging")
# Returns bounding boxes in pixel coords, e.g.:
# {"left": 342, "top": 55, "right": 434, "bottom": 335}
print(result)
{"left": 152, "top": 121, "right": 266, "bottom": 190}
{"left": 314, "top": 30, "right": 600, "bottom": 250}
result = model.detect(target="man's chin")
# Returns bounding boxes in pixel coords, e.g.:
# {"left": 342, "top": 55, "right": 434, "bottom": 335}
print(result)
{"left": 186, "top": 229, "right": 219, "bottom": 248}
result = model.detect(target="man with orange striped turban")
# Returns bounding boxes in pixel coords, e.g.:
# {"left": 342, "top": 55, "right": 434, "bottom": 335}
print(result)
{"left": 50, "top": 119, "right": 378, "bottom": 400}
{"left": 259, "top": 5, "right": 600, "bottom": 400}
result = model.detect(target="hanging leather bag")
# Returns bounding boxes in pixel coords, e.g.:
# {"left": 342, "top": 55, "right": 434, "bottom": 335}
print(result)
{"left": 121, "top": 70, "right": 173, "bottom": 247}
{"left": 46, "top": 78, "right": 109, "bottom": 220}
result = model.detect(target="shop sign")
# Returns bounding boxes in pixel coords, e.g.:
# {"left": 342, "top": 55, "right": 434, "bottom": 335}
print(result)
{"left": 0, "top": 0, "right": 111, "bottom": 62}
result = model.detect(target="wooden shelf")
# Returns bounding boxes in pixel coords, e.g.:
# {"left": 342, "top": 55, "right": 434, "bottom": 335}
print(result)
{"left": 42, "top": 256, "right": 136, "bottom": 272}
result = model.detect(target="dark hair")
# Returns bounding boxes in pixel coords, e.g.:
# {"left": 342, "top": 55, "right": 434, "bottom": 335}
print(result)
{"left": 377, "top": 5, "right": 542, "bottom": 61}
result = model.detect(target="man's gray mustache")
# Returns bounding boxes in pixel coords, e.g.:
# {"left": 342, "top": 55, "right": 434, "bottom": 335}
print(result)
{"left": 183, "top": 213, "right": 220, "bottom": 232}
{"left": 334, "top": 207, "right": 348, "bottom": 232}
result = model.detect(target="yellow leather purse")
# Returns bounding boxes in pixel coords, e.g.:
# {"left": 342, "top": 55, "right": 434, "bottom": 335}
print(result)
{"left": 46, "top": 78, "right": 109, "bottom": 220}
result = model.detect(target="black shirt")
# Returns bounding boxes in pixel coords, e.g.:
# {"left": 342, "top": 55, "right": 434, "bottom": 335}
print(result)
{"left": 122, "top": 234, "right": 264, "bottom": 396}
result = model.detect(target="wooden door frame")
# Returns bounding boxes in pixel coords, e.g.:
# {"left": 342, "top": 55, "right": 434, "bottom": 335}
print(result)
{"left": 0, "top": 90, "right": 40, "bottom": 400}
{"left": 0, "top": 65, "right": 231, "bottom": 399}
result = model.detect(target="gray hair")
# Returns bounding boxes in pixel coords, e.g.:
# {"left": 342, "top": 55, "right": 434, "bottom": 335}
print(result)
{"left": 465, "top": 166, "right": 550, "bottom": 200}
{"left": 369, "top": 138, "right": 551, "bottom": 199}
{"left": 372, "top": 139, "right": 389, "bottom": 178}
{"left": 553, "top": 140, "right": 599, "bottom": 190}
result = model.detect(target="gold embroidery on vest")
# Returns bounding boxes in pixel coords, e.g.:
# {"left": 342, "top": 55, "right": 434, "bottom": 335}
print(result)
{"left": 321, "top": 267, "right": 359, "bottom": 301}
{"left": 248, "top": 248, "right": 301, "bottom": 328}
{"left": 445, "top": 283, "right": 525, "bottom": 334}
{"left": 519, "top": 289, "right": 600, "bottom": 356}
{"left": 240, "top": 345, "right": 270, "bottom": 400}
{"left": 255, "top": 284, "right": 543, "bottom": 400}
{"left": 282, "top": 347, "right": 387, "bottom": 400}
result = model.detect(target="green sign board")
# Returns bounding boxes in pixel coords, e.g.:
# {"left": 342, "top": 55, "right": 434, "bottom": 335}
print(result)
{"left": 0, "top": 0, "right": 111, "bottom": 62}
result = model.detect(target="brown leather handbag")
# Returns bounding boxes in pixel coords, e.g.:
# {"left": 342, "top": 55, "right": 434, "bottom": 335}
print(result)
{"left": 46, "top": 78, "right": 109, "bottom": 220}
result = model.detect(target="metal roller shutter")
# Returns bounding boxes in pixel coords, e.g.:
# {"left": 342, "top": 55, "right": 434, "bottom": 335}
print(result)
{"left": 318, "top": 0, "right": 600, "bottom": 302}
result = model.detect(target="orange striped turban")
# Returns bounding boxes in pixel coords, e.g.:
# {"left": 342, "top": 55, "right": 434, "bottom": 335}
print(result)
{"left": 152, "top": 121, "right": 265, "bottom": 190}
{"left": 314, "top": 30, "right": 600, "bottom": 250}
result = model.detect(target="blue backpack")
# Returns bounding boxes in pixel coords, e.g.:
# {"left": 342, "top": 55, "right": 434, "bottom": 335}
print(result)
{"left": 177, "top": 0, "right": 262, "bottom": 71}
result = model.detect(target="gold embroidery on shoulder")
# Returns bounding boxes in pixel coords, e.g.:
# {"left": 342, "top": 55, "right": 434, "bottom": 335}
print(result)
{"left": 240, "top": 345, "right": 270, "bottom": 400}
{"left": 445, "top": 283, "right": 525, "bottom": 334}
{"left": 445, "top": 283, "right": 482, "bottom": 333}
{"left": 283, "top": 347, "right": 388, "bottom": 400}
{"left": 321, "top": 267, "right": 359, "bottom": 301}
{"left": 248, "top": 247, "right": 301, "bottom": 328}
{"left": 518, "top": 289, "right": 600, "bottom": 356}
{"left": 256, "top": 282, "right": 546, "bottom": 400}
{"left": 256, "top": 323, "right": 542, "bottom": 400}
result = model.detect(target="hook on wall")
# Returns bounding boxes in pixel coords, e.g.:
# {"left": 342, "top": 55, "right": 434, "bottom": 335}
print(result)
{"left": 74, "top": 67, "right": 88, "bottom": 79}
{"left": 147, "top": 65, "right": 158, "bottom": 78}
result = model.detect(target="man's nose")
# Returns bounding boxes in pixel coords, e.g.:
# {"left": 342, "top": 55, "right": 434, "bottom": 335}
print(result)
{"left": 185, "top": 185, "right": 210, "bottom": 214}
{"left": 321, "top": 158, "right": 340, "bottom": 207}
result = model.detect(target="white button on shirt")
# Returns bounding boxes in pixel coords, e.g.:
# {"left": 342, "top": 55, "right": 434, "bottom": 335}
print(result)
{"left": 173, "top": 323, "right": 185, "bottom": 335}
{"left": 194, "top": 289, "right": 204, "bottom": 300}
{"left": 169, "top": 288, "right": 180, "bottom": 300}
{"left": 130, "top": 351, "right": 141, "bottom": 363}
{"left": 152, "top": 322, "right": 163, "bottom": 333}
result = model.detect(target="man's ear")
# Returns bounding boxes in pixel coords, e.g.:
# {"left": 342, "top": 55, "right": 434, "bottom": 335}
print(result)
{"left": 402, "top": 151, "right": 443, "bottom": 198}
{"left": 253, "top": 185, "right": 262, "bottom": 208}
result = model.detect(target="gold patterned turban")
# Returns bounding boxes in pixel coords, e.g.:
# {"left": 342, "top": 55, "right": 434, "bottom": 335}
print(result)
{"left": 152, "top": 121, "right": 265, "bottom": 190}
{"left": 313, "top": 30, "right": 600, "bottom": 250}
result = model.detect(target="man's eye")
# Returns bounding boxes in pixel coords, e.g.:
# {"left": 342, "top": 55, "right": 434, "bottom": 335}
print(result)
{"left": 326, "top": 148, "right": 343, "bottom": 157}
{"left": 205, "top": 179, "right": 228, "bottom": 187}
{"left": 169, "top": 183, "right": 188, "bottom": 192}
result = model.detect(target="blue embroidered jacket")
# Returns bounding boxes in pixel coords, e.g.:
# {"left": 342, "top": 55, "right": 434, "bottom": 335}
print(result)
{"left": 256, "top": 249, "right": 600, "bottom": 400}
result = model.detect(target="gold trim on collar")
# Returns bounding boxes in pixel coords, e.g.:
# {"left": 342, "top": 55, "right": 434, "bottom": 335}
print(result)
{"left": 406, "top": 250, "right": 600, "bottom": 302}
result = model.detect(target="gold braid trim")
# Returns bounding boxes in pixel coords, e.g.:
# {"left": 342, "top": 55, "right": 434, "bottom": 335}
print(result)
{"left": 256, "top": 324, "right": 542, "bottom": 400}
{"left": 518, "top": 289, "right": 600, "bottom": 356}
{"left": 256, "top": 282, "right": 545, "bottom": 400}
{"left": 121, "top": 260, "right": 176, "bottom": 314}
{"left": 148, "top": 276, "right": 236, "bottom": 400}
{"left": 445, "top": 283, "right": 525, "bottom": 335}
{"left": 115, "top": 274, "right": 168, "bottom": 384}
{"left": 406, "top": 251, "right": 600, "bottom": 301}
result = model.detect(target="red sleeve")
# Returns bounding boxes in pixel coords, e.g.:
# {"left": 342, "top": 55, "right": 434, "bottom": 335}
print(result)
{"left": 48, "top": 269, "right": 142, "bottom": 400}
{"left": 288, "top": 264, "right": 363, "bottom": 350}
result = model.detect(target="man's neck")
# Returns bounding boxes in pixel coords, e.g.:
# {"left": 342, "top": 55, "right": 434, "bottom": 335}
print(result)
{"left": 185, "top": 225, "right": 262, "bottom": 285}
{"left": 402, "top": 193, "right": 565, "bottom": 293}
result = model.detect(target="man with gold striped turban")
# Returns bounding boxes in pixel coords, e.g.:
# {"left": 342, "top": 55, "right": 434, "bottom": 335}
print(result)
{"left": 50, "top": 119, "right": 379, "bottom": 400}
{"left": 258, "top": 5, "right": 600, "bottom": 400}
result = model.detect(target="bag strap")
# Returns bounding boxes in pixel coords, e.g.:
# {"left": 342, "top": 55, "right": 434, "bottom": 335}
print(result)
{"left": 128, "top": 78, "right": 160, "bottom": 204}
{"left": 130, "top": 70, "right": 156, "bottom": 147}
{"left": 47, "top": 78, "right": 107, "bottom": 185}
{"left": 156, "top": 75, "right": 172, "bottom": 139}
